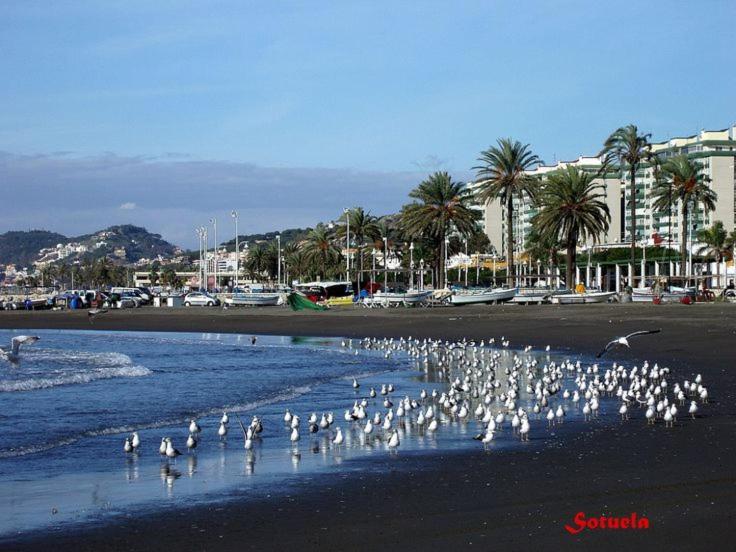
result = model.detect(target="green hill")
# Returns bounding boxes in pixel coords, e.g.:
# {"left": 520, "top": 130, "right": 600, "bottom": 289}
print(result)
{"left": 0, "top": 225, "right": 179, "bottom": 267}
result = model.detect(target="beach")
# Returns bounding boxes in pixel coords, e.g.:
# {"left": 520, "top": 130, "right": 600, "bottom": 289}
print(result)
{"left": 1, "top": 304, "right": 734, "bottom": 550}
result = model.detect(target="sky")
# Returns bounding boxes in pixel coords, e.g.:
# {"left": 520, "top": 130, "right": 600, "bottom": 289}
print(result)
{"left": 1, "top": 0, "right": 734, "bottom": 248}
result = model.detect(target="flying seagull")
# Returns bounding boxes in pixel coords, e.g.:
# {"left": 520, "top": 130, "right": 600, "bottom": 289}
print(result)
{"left": 0, "top": 335, "right": 40, "bottom": 363}
{"left": 596, "top": 329, "right": 661, "bottom": 358}
{"left": 88, "top": 308, "right": 109, "bottom": 325}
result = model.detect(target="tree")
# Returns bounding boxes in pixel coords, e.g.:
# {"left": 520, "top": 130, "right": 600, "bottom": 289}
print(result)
{"left": 651, "top": 155, "right": 717, "bottom": 276}
{"left": 400, "top": 172, "right": 479, "bottom": 288}
{"left": 335, "top": 207, "right": 380, "bottom": 286}
{"left": 696, "top": 221, "right": 729, "bottom": 288}
{"left": 300, "top": 224, "right": 341, "bottom": 280}
{"left": 473, "top": 138, "right": 541, "bottom": 285}
{"left": 246, "top": 245, "right": 268, "bottom": 281}
{"left": 531, "top": 166, "right": 611, "bottom": 288}
{"left": 600, "top": 124, "right": 651, "bottom": 268}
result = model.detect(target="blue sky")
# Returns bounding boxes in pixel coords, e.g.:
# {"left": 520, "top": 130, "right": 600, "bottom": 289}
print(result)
{"left": 1, "top": 0, "right": 734, "bottom": 247}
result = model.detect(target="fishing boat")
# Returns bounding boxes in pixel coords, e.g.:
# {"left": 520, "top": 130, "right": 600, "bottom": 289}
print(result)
{"left": 552, "top": 291, "right": 616, "bottom": 304}
{"left": 508, "top": 288, "right": 572, "bottom": 305}
{"left": 631, "top": 287, "right": 691, "bottom": 303}
{"left": 362, "top": 290, "right": 433, "bottom": 307}
{"left": 449, "top": 287, "right": 517, "bottom": 306}
{"left": 224, "top": 292, "right": 281, "bottom": 307}
{"left": 294, "top": 281, "right": 354, "bottom": 303}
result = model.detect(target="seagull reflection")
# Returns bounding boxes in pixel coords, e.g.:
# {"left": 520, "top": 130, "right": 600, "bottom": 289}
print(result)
{"left": 244, "top": 450, "right": 256, "bottom": 475}
{"left": 187, "top": 455, "right": 198, "bottom": 478}
{"left": 291, "top": 450, "right": 301, "bottom": 470}
{"left": 160, "top": 463, "right": 182, "bottom": 496}
{"left": 125, "top": 455, "right": 139, "bottom": 482}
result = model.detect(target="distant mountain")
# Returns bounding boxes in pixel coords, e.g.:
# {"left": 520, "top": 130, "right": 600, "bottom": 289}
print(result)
{"left": 0, "top": 230, "right": 67, "bottom": 267}
{"left": 0, "top": 225, "right": 180, "bottom": 268}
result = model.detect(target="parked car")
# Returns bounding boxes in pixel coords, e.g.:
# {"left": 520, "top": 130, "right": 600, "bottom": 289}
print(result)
{"left": 183, "top": 292, "right": 220, "bottom": 307}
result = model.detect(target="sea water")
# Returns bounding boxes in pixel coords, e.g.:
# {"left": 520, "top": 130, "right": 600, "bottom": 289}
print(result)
{"left": 0, "top": 329, "right": 603, "bottom": 537}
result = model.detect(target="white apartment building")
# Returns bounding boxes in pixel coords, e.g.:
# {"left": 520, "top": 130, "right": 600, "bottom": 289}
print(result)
{"left": 478, "top": 124, "right": 736, "bottom": 257}
{"left": 479, "top": 156, "right": 622, "bottom": 256}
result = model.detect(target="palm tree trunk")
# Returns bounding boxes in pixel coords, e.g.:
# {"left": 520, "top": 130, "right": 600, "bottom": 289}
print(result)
{"left": 716, "top": 253, "right": 721, "bottom": 290}
{"left": 566, "top": 239, "right": 576, "bottom": 289}
{"left": 630, "top": 166, "right": 637, "bottom": 285}
{"left": 358, "top": 244, "right": 363, "bottom": 290}
{"left": 506, "top": 196, "right": 514, "bottom": 286}
{"left": 680, "top": 203, "right": 688, "bottom": 279}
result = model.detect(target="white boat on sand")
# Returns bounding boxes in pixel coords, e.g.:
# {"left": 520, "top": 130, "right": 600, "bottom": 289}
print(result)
{"left": 362, "top": 290, "right": 433, "bottom": 307}
{"left": 508, "top": 288, "right": 572, "bottom": 305}
{"left": 225, "top": 292, "right": 281, "bottom": 307}
{"left": 553, "top": 291, "right": 616, "bottom": 304}
{"left": 631, "top": 287, "right": 690, "bottom": 303}
{"left": 449, "top": 287, "right": 517, "bottom": 306}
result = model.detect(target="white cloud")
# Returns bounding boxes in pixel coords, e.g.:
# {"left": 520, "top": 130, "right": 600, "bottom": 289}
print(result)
{"left": 119, "top": 202, "right": 137, "bottom": 210}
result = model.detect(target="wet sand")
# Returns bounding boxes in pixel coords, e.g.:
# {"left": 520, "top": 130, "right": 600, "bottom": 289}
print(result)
{"left": 2, "top": 304, "right": 735, "bottom": 550}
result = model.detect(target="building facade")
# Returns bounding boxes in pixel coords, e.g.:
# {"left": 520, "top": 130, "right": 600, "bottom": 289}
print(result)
{"left": 478, "top": 124, "right": 736, "bottom": 257}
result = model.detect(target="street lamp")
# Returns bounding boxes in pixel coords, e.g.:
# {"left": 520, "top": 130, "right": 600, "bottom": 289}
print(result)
{"left": 419, "top": 258, "right": 425, "bottom": 290}
{"left": 444, "top": 237, "right": 449, "bottom": 289}
{"left": 409, "top": 242, "right": 415, "bottom": 290}
{"left": 383, "top": 237, "right": 389, "bottom": 292}
{"left": 492, "top": 252, "right": 497, "bottom": 287}
{"left": 210, "top": 218, "right": 217, "bottom": 291}
{"left": 276, "top": 234, "right": 281, "bottom": 287}
{"left": 371, "top": 248, "right": 377, "bottom": 296}
{"left": 463, "top": 238, "right": 468, "bottom": 287}
{"left": 344, "top": 208, "right": 350, "bottom": 283}
{"left": 536, "top": 259, "right": 541, "bottom": 287}
{"left": 231, "top": 211, "right": 239, "bottom": 289}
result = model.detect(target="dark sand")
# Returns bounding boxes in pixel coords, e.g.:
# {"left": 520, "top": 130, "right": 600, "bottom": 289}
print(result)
{"left": 1, "top": 304, "right": 735, "bottom": 551}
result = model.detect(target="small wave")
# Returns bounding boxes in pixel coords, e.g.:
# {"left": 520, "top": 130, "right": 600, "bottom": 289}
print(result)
{"left": 0, "top": 366, "right": 152, "bottom": 392}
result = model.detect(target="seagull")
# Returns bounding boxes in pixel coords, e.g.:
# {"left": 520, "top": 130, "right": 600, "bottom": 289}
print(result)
{"left": 596, "top": 330, "right": 661, "bottom": 358}
{"left": 0, "top": 335, "right": 40, "bottom": 363}
{"left": 87, "top": 308, "right": 108, "bottom": 324}
{"left": 165, "top": 438, "right": 182, "bottom": 459}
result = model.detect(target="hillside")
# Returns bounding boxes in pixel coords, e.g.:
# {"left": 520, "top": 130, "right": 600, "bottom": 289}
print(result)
{"left": 0, "top": 225, "right": 179, "bottom": 267}
{"left": 0, "top": 230, "right": 67, "bottom": 267}
{"left": 221, "top": 227, "right": 309, "bottom": 250}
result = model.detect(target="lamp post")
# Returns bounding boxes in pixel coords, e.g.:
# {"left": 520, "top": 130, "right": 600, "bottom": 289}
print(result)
{"left": 419, "top": 258, "right": 425, "bottom": 290}
{"left": 344, "top": 208, "right": 350, "bottom": 283}
{"left": 231, "top": 211, "right": 239, "bottom": 289}
{"left": 210, "top": 218, "right": 217, "bottom": 291}
{"left": 463, "top": 238, "right": 468, "bottom": 287}
{"left": 476, "top": 252, "right": 480, "bottom": 285}
{"left": 203, "top": 227, "right": 209, "bottom": 291}
{"left": 536, "top": 259, "right": 541, "bottom": 287}
{"left": 276, "top": 234, "right": 281, "bottom": 287}
{"left": 444, "top": 237, "right": 449, "bottom": 289}
{"left": 492, "top": 252, "right": 497, "bottom": 287}
{"left": 196, "top": 227, "right": 202, "bottom": 290}
{"left": 371, "top": 248, "right": 377, "bottom": 296}
{"left": 409, "top": 242, "right": 414, "bottom": 289}
{"left": 383, "top": 237, "right": 389, "bottom": 292}
{"left": 688, "top": 201, "right": 693, "bottom": 285}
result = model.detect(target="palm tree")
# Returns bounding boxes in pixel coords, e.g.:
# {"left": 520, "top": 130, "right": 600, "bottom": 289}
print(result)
{"left": 473, "top": 138, "right": 541, "bottom": 285}
{"left": 335, "top": 207, "right": 380, "bottom": 287}
{"left": 246, "top": 245, "right": 268, "bottom": 281}
{"left": 531, "top": 166, "right": 611, "bottom": 288}
{"left": 600, "top": 125, "right": 651, "bottom": 267}
{"left": 696, "top": 221, "right": 729, "bottom": 289}
{"left": 400, "top": 172, "right": 478, "bottom": 288}
{"left": 301, "top": 224, "right": 341, "bottom": 280}
{"left": 651, "top": 155, "right": 717, "bottom": 276}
